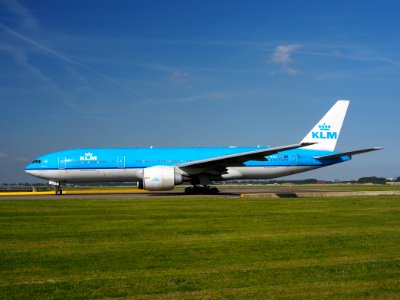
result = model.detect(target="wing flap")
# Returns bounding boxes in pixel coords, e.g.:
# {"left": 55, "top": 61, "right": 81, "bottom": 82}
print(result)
{"left": 315, "top": 147, "right": 383, "bottom": 160}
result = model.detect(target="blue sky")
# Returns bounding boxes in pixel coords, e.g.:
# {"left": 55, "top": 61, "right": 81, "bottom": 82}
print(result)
{"left": 0, "top": 0, "right": 399, "bottom": 183}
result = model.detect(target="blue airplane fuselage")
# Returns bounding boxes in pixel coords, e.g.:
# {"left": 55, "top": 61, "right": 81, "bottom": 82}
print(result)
{"left": 25, "top": 147, "right": 349, "bottom": 183}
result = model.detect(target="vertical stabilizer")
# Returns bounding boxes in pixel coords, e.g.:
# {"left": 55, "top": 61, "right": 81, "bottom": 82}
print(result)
{"left": 301, "top": 100, "right": 350, "bottom": 151}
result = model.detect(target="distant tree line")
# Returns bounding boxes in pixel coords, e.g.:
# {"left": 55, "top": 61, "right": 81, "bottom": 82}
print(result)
{"left": 357, "top": 177, "right": 387, "bottom": 184}
{"left": 222, "top": 177, "right": 395, "bottom": 185}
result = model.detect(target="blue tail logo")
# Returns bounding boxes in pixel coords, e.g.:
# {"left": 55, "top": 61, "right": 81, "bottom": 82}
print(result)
{"left": 312, "top": 123, "right": 337, "bottom": 139}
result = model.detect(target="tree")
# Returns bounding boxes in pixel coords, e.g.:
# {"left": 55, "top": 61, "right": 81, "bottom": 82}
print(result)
{"left": 358, "top": 177, "right": 387, "bottom": 184}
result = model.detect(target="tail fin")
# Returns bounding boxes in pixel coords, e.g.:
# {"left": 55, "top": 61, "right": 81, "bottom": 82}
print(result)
{"left": 301, "top": 100, "right": 350, "bottom": 151}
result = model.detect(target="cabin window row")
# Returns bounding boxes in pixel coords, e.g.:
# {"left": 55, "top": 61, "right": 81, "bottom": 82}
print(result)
{"left": 69, "top": 160, "right": 112, "bottom": 164}
{"left": 268, "top": 156, "right": 289, "bottom": 162}
{"left": 136, "top": 160, "right": 194, "bottom": 163}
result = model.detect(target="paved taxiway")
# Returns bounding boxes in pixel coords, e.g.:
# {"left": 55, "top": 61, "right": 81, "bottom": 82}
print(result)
{"left": 2, "top": 188, "right": 399, "bottom": 200}
{"left": 0, "top": 187, "right": 324, "bottom": 200}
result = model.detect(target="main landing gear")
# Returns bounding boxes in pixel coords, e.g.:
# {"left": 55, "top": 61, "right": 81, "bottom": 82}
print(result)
{"left": 184, "top": 186, "right": 219, "bottom": 195}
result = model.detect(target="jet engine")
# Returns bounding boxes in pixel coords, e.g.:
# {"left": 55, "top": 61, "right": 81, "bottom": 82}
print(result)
{"left": 139, "top": 166, "right": 184, "bottom": 191}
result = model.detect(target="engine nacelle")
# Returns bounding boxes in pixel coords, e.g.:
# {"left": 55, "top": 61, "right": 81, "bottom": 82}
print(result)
{"left": 140, "top": 166, "right": 183, "bottom": 191}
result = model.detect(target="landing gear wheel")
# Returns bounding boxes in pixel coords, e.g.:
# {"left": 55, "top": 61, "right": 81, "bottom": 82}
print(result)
{"left": 55, "top": 189, "right": 63, "bottom": 195}
{"left": 210, "top": 187, "right": 219, "bottom": 195}
{"left": 185, "top": 187, "right": 194, "bottom": 195}
{"left": 184, "top": 186, "right": 219, "bottom": 195}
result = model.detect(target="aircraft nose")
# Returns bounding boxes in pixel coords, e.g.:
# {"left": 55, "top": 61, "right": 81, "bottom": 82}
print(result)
{"left": 25, "top": 168, "right": 36, "bottom": 176}
{"left": 25, "top": 163, "right": 40, "bottom": 176}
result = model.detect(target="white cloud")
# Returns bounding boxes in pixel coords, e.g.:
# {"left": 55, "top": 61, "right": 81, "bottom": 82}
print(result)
{"left": 271, "top": 44, "right": 302, "bottom": 75}
{"left": 209, "top": 91, "right": 227, "bottom": 101}
{"left": 272, "top": 44, "right": 301, "bottom": 64}
{"left": 1, "top": 0, "right": 40, "bottom": 31}
{"left": 144, "top": 90, "right": 230, "bottom": 104}
{"left": 0, "top": 152, "right": 29, "bottom": 162}
{"left": 0, "top": 1, "right": 154, "bottom": 104}
{"left": 169, "top": 70, "right": 190, "bottom": 85}
{"left": 0, "top": 22, "right": 154, "bottom": 103}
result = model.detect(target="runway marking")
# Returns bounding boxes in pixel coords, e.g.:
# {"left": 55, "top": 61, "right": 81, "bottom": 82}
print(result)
{"left": 0, "top": 189, "right": 147, "bottom": 196}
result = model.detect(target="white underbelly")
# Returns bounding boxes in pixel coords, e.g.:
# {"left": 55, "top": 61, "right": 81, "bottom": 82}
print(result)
{"left": 222, "top": 166, "right": 320, "bottom": 180}
{"left": 31, "top": 168, "right": 143, "bottom": 182}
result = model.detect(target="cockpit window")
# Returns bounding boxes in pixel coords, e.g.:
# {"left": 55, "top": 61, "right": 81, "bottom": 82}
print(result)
{"left": 32, "top": 160, "right": 41, "bottom": 164}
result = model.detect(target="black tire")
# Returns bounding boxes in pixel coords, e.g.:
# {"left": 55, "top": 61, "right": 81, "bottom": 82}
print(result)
{"left": 185, "top": 187, "right": 193, "bottom": 195}
{"left": 56, "top": 190, "right": 63, "bottom": 195}
{"left": 210, "top": 187, "right": 219, "bottom": 194}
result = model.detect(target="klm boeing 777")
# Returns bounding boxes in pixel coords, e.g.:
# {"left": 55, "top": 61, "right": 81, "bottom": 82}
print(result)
{"left": 25, "top": 100, "right": 382, "bottom": 195}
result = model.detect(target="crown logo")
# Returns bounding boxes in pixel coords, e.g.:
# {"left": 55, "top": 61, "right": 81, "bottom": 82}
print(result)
{"left": 80, "top": 152, "right": 97, "bottom": 161}
{"left": 318, "top": 123, "right": 331, "bottom": 131}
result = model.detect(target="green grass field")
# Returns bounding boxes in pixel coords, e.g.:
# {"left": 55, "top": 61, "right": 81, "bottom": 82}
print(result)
{"left": 1, "top": 196, "right": 399, "bottom": 299}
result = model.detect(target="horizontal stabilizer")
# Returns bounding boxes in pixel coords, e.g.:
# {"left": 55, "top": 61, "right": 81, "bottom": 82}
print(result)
{"left": 315, "top": 147, "right": 383, "bottom": 160}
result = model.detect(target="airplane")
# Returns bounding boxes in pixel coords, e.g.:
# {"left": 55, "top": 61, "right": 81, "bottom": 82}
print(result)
{"left": 25, "top": 100, "right": 382, "bottom": 195}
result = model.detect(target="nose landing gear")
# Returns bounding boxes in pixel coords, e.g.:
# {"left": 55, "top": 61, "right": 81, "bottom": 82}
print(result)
{"left": 49, "top": 181, "right": 63, "bottom": 195}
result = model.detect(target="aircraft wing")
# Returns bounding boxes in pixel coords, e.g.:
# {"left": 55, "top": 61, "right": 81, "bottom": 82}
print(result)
{"left": 315, "top": 147, "right": 383, "bottom": 160}
{"left": 179, "top": 142, "right": 314, "bottom": 170}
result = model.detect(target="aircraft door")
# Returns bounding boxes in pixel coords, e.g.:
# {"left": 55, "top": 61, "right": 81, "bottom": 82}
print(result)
{"left": 291, "top": 155, "right": 298, "bottom": 165}
{"left": 58, "top": 157, "right": 66, "bottom": 169}
{"left": 117, "top": 156, "right": 125, "bottom": 168}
